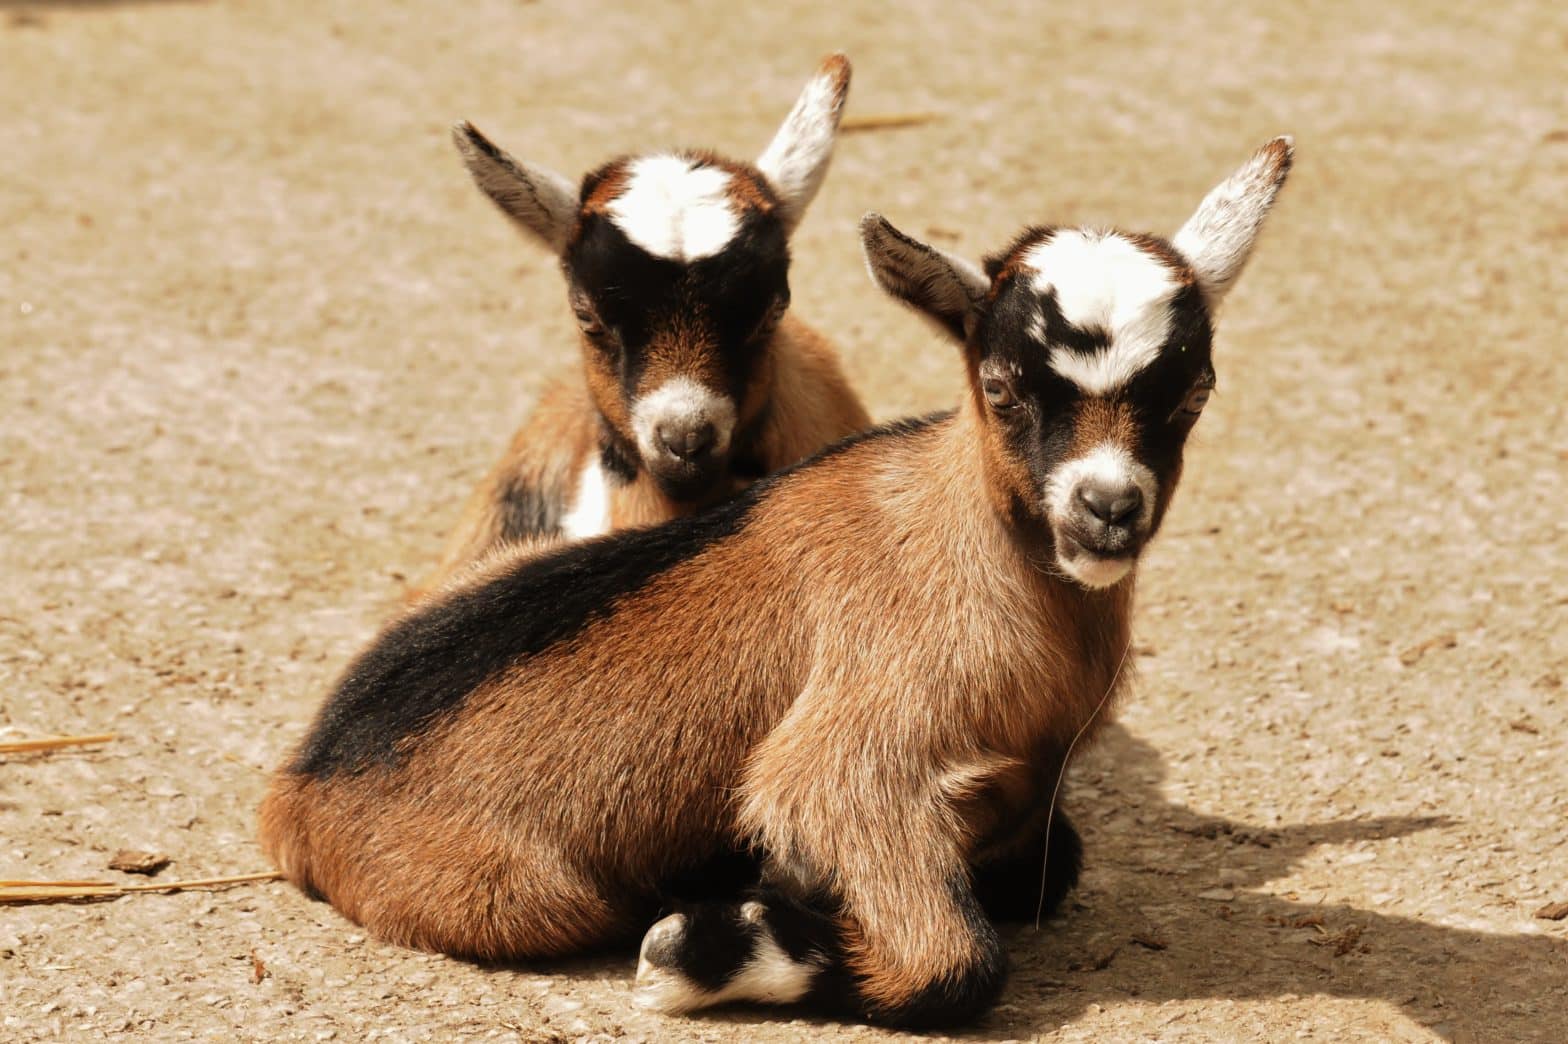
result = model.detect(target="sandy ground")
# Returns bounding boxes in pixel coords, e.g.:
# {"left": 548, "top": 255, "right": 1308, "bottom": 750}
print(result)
{"left": 3, "top": 0, "right": 1565, "bottom": 1040}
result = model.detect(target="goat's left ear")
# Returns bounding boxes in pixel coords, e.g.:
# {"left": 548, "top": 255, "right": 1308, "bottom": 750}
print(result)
{"left": 860, "top": 213, "right": 990, "bottom": 343}
{"left": 755, "top": 54, "right": 852, "bottom": 236}
{"left": 1172, "top": 136, "right": 1294, "bottom": 308}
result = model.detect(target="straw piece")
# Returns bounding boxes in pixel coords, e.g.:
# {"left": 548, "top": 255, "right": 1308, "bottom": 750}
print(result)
{"left": 117, "top": 871, "right": 282, "bottom": 894}
{"left": 0, "top": 870, "right": 282, "bottom": 905}
{"left": 0, "top": 733, "right": 117, "bottom": 755}
{"left": 0, "top": 883, "right": 119, "bottom": 902}
{"left": 840, "top": 112, "right": 939, "bottom": 133}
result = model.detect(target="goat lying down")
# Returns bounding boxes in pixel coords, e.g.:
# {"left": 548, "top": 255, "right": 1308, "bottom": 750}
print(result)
{"left": 419, "top": 55, "right": 870, "bottom": 596}
{"left": 260, "top": 139, "right": 1292, "bottom": 1028}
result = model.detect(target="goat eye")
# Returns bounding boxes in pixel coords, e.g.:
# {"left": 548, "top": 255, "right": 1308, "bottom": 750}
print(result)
{"left": 573, "top": 309, "right": 603, "bottom": 336}
{"left": 752, "top": 296, "right": 789, "bottom": 341}
{"left": 1180, "top": 385, "right": 1211, "bottom": 416}
{"left": 982, "top": 378, "right": 1018, "bottom": 409}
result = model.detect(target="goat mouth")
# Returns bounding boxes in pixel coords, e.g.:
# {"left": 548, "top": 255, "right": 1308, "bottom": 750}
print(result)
{"left": 1055, "top": 534, "right": 1137, "bottom": 589}
{"left": 647, "top": 456, "right": 735, "bottom": 504}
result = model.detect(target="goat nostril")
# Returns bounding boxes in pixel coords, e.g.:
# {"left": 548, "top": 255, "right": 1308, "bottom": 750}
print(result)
{"left": 1077, "top": 484, "right": 1143, "bottom": 526}
{"left": 657, "top": 421, "right": 716, "bottom": 460}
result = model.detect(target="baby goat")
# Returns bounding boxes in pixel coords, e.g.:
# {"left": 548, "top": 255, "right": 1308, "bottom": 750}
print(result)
{"left": 259, "top": 139, "right": 1293, "bottom": 1028}
{"left": 424, "top": 55, "right": 870, "bottom": 588}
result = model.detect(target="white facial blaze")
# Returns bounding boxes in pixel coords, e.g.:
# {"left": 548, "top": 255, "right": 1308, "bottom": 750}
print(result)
{"left": 1025, "top": 231, "right": 1179, "bottom": 396}
{"left": 560, "top": 457, "right": 610, "bottom": 540}
{"left": 630, "top": 376, "right": 737, "bottom": 461}
{"left": 1047, "top": 443, "right": 1158, "bottom": 589}
{"left": 605, "top": 154, "right": 740, "bottom": 262}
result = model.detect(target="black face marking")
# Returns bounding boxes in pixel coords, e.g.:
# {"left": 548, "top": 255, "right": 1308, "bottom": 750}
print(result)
{"left": 289, "top": 414, "right": 951, "bottom": 779}
{"left": 291, "top": 490, "right": 759, "bottom": 778}
{"left": 1121, "top": 280, "right": 1214, "bottom": 498}
{"left": 977, "top": 240, "right": 1216, "bottom": 536}
{"left": 566, "top": 192, "right": 790, "bottom": 406}
{"left": 1035, "top": 288, "right": 1111, "bottom": 356}
{"left": 597, "top": 422, "right": 640, "bottom": 484}
{"left": 494, "top": 474, "right": 563, "bottom": 543}
{"left": 973, "top": 275, "right": 1084, "bottom": 510}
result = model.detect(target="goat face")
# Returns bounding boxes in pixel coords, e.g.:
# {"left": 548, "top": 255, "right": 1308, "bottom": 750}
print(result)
{"left": 862, "top": 137, "right": 1293, "bottom": 589}
{"left": 969, "top": 228, "right": 1213, "bottom": 587}
{"left": 562, "top": 155, "right": 790, "bottom": 500}
{"left": 453, "top": 55, "right": 851, "bottom": 504}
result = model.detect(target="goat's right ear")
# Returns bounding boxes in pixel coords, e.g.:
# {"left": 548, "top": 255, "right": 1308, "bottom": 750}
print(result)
{"left": 452, "top": 122, "right": 579, "bottom": 255}
{"left": 860, "top": 214, "right": 989, "bottom": 343}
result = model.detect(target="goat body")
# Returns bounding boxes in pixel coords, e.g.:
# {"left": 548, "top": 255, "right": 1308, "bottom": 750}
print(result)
{"left": 261, "top": 137, "right": 1293, "bottom": 1027}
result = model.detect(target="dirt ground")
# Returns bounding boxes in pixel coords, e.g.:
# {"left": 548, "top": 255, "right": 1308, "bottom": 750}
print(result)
{"left": 3, "top": 0, "right": 1565, "bottom": 1040}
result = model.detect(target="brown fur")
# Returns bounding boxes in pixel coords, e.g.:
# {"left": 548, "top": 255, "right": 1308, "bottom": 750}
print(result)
{"left": 270, "top": 136, "right": 1290, "bottom": 1026}
{"left": 1070, "top": 398, "right": 1140, "bottom": 457}
{"left": 719, "top": 162, "right": 780, "bottom": 213}
{"left": 1122, "top": 230, "right": 1198, "bottom": 283}
{"left": 986, "top": 226, "right": 1198, "bottom": 291}
{"left": 261, "top": 403, "right": 1132, "bottom": 979}
{"left": 579, "top": 160, "right": 633, "bottom": 217}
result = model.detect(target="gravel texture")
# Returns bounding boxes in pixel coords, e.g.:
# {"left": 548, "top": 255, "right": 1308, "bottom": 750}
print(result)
{"left": 2, "top": 1, "right": 1564, "bottom": 1040}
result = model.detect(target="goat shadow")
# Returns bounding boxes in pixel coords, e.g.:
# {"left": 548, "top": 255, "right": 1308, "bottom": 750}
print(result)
{"left": 485, "top": 723, "right": 1563, "bottom": 1041}
{"left": 955, "top": 722, "right": 1564, "bottom": 1043}
{"left": 500, "top": 722, "right": 1564, "bottom": 1040}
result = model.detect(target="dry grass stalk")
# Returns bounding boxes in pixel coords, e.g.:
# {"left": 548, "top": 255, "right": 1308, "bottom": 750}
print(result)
{"left": 0, "top": 733, "right": 116, "bottom": 755}
{"left": 0, "top": 870, "right": 282, "bottom": 905}
{"left": 840, "top": 111, "right": 938, "bottom": 133}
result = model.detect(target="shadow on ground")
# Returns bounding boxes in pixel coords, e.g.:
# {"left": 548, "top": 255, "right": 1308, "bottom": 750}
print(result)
{"left": 468, "top": 724, "right": 1561, "bottom": 1040}
{"left": 980, "top": 724, "right": 1564, "bottom": 1040}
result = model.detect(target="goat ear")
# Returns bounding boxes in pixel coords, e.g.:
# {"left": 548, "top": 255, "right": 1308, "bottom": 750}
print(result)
{"left": 1171, "top": 136, "right": 1294, "bottom": 307}
{"left": 755, "top": 54, "right": 852, "bottom": 236}
{"left": 452, "top": 122, "right": 579, "bottom": 255}
{"left": 860, "top": 213, "right": 990, "bottom": 343}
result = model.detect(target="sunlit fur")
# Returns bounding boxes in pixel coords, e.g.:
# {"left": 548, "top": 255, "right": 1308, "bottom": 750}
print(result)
{"left": 260, "top": 139, "right": 1291, "bottom": 1029}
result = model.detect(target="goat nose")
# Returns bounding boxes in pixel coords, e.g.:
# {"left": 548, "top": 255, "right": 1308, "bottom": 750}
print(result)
{"left": 1077, "top": 482, "right": 1143, "bottom": 527}
{"left": 657, "top": 420, "right": 716, "bottom": 460}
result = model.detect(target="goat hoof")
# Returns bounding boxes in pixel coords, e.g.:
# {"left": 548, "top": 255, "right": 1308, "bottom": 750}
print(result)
{"left": 634, "top": 913, "right": 704, "bottom": 1013}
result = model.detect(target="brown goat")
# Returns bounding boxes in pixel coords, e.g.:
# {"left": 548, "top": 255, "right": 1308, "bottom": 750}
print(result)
{"left": 259, "top": 138, "right": 1293, "bottom": 1027}
{"left": 421, "top": 56, "right": 870, "bottom": 593}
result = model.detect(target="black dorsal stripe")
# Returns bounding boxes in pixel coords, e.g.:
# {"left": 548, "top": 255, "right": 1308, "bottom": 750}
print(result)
{"left": 290, "top": 412, "right": 953, "bottom": 779}
{"left": 291, "top": 491, "right": 756, "bottom": 778}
